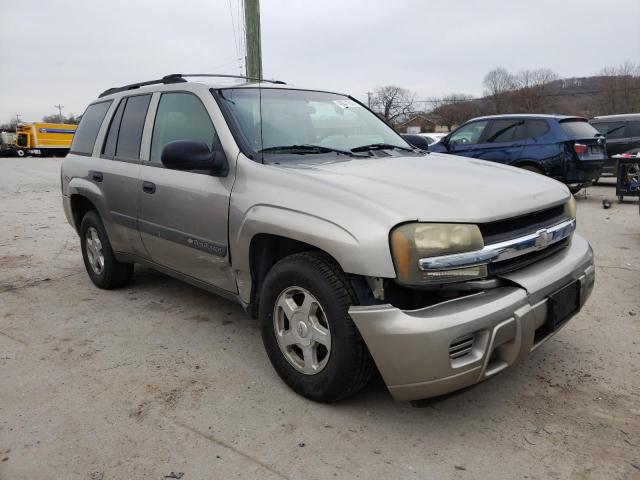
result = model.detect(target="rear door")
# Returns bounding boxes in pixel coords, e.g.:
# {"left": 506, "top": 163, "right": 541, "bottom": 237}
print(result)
{"left": 98, "top": 94, "right": 151, "bottom": 256}
{"left": 625, "top": 120, "right": 640, "bottom": 152}
{"left": 69, "top": 99, "right": 146, "bottom": 255}
{"left": 137, "top": 90, "right": 236, "bottom": 292}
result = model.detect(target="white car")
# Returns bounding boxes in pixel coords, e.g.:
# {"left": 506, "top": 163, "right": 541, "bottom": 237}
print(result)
{"left": 418, "top": 132, "right": 448, "bottom": 145}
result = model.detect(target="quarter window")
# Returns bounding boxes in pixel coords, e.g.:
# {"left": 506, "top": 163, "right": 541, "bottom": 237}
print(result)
{"left": 115, "top": 95, "right": 151, "bottom": 160}
{"left": 150, "top": 92, "right": 218, "bottom": 164}
{"left": 70, "top": 101, "right": 112, "bottom": 155}
{"left": 448, "top": 121, "right": 488, "bottom": 146}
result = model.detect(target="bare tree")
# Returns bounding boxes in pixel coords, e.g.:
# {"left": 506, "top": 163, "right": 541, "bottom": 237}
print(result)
{"left": 513, "top": 68, "right": 559, "bottom": 112}
{"left": 482, "top": 67, "right": 515, "bottom": 113}
{"left": 597, "top": 61, "right": 640, "bottom": 114}
{"left": 432, "top": 94, "right": 480, "bottom": 131}
{"left": 370, "top": 86, "right": 416, "bottom": 125}
{"left": 42, "top": 113, "right": 81, "bottom": 124}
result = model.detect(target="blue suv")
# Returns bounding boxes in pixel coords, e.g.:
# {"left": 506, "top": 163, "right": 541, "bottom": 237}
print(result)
{"left": 426, "top": 115, "right": 606, "bottom": 192}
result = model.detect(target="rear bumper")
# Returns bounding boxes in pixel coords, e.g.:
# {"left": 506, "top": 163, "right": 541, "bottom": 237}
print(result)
{"left": 349, "top": 234, "right": 594, "bottom": 402}
{"left": 564, "top": 160, "right": 604, "bottom": 184}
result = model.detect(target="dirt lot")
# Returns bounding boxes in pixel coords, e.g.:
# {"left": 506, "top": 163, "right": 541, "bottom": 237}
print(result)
{"left": 0, "top": 157, "right": 638, "bottom": 480}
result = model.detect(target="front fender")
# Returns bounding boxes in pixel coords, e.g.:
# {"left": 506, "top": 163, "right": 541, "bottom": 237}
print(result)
{"left": 232, "top": 204, "right": 396, "bottom": 303}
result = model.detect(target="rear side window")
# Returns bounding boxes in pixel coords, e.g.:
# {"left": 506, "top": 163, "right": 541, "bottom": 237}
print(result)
{"left": 150, "top": 92, "right": 218, "bottom": 164}
{"left": 115, "top": 95, "right": 152, "bottom": 160}
{"left": 521, "top": 120, "right": 550, "bottom": 140}
{"left": 560, "top": 120, "right": 600, "bottom": 138}
{"left": 70, "top": 101, "right": 112, "bottom": 155}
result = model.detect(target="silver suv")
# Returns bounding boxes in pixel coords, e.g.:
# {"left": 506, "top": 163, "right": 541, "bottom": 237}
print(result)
{"left": 62, "top": 74, "right": 595, "bottom": 402}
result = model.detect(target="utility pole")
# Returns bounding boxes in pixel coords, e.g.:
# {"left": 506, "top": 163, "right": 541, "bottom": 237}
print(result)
{"left": 54, "top": 104, "right": 64, "bottom": 123}
{"left": 15, "top": 114, "right": 21, "bottom": 133}
{"left": 244, "top": 0, "right": 262, "bottom": 80}
{"left": 366, "top": 91, "right": 373, "bottom": 108}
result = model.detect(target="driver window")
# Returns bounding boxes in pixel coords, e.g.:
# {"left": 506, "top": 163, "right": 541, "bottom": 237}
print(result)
{"left": 150, "top": 92, "right": 219, "bottom": 164}
{"left": 449, "top": 121, "right": 489, "bottom": 146}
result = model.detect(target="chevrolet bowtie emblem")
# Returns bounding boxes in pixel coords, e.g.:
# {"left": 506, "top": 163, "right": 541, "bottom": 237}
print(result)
{"left": 534, "top": 229, "right": 551, "bottom": 250}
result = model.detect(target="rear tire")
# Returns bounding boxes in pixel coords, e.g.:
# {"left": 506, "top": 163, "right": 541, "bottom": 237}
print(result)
{"left": 519, "top": 164, "right": 544, "bottom": 175}
{"left": 16, "top": 149, "right": 25, "bottom": 157}
{"left": 259, "top": 251, "right": 375, "bottom": 402}
{"left": 80, "top": 210, "right": 133, "bottom": 289}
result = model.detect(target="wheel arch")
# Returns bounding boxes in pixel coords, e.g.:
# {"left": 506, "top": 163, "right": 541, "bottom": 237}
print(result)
{"left": 232, "top": 205, "right": 391, "bottom": 309}
{"left": 67, "top": 178, "right": 104, "bottom": 232}
{"left": 513, "top": 159, "right": 547, "bottom": 175}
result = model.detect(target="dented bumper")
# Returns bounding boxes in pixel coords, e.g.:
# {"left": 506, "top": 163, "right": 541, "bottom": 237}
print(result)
{"left": 349, "top": 234, "right": 595, "bottom": 402}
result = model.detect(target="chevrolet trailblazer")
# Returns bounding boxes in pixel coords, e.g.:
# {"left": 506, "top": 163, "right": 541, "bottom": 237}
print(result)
{"left": 61, "top": 74, "right": 595, "bottom": 402}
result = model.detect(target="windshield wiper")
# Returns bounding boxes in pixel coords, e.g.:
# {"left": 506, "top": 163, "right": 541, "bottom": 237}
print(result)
{"left": 350, "top": 143, "right": 415, "bottom": 153}
{"left": 258, "top": 144, "right": 364, "bottom": 157}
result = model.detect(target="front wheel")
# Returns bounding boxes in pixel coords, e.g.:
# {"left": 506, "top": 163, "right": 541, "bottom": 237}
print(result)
{"left": 259, "top": 252, "right": 375, "bottom": 402}
{"left": 16, "top": 149, "right": 25, "bottom": 157}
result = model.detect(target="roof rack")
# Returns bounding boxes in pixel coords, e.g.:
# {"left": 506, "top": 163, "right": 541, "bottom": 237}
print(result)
{"left": 98, "top": 73, "right": 286, "bottom": 98}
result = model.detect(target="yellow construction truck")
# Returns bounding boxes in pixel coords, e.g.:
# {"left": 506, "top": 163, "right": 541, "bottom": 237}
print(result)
{"left": 14, "top": 122, "right": 77, "bottom": 157}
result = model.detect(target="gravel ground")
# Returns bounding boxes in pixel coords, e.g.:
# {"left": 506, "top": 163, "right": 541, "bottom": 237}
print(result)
{"left": 0, "top": 157, "right": 639, "bottom": 480}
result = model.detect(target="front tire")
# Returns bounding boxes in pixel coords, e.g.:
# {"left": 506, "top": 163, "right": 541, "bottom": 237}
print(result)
{"left": 80, "top": 210, "right": 133, "bottom": 289}
{"left": 259, "top": 252, "right": 375, "bottom": 402}
{"left": 16, "top": 149, "right": 25, "bottom": 157}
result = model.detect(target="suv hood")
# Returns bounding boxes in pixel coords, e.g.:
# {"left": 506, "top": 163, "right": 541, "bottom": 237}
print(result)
{"left": 277, "top": 153, "right": 569, "bottom": 224}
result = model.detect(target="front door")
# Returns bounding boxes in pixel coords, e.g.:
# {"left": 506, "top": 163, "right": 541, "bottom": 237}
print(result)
{"left": 446, "top": 120, "right": 489, "bottom": 158}
{"left": 137, "top": 91, "right": 236, "bottom": 292}
{"left": 469, "top": 118, "right": 526, "bottom": 165}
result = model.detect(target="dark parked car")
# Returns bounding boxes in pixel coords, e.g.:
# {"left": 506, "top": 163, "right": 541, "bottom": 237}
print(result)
{"left": 590, "top": 113, "right": 640, "bottom": 177}
{"left": 425, "top": 114, "right": 606, "bottom": 192}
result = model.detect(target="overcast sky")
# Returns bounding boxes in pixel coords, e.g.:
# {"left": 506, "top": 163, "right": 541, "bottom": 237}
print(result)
{"left": 1, "top": 0, "right": 638, "bottom": 123}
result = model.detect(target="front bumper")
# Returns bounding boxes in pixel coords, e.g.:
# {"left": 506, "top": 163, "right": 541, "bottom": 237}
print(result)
{"left": 349, "top": 234, "right": 594, "bottom": 402}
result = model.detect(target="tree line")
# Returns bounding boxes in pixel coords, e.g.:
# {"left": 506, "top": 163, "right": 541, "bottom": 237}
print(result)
{"left": 370, "top": 61, "right": 640, "bottom": 131}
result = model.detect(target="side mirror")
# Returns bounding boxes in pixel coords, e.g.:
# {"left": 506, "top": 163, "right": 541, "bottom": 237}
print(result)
{"left": 161, "top": 140, "right": 227, "bottom": 175}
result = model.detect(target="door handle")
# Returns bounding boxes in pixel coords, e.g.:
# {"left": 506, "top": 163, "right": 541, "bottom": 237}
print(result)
{"left": 142, "top": 181, "right": 156, "bottom": 194}
{"left": 90, "top": 171, "right": 103, "bottom": 182}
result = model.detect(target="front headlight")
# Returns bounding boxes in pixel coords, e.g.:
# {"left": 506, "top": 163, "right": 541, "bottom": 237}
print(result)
{"left": 390, "top": 223, "right": 486, "bottom": 285}
{"left": 564, "top": 195, "right": 576, "bottom": 219}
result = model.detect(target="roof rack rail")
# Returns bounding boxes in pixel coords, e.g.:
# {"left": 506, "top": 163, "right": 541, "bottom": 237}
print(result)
{"left": 98, "top": 73, "right": 286, "bottom": 98}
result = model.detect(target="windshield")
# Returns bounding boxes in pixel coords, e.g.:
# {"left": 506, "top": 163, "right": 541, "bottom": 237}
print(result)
{"left": 216, "top": 88, "right": 411, "bottom": 159}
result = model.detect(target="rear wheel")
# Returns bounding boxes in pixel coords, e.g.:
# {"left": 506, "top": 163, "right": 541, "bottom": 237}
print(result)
{"left": 80, "top": 210, "right": 133, "bottom": 289}
{"left": 259, "top": 252, "right": 375, "bottom": 402}
{"left": 16, "top": 149, "right": 25, "bottom": 157}
{"left": 519, "top": 164, "right": 544, "bottom": 175}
